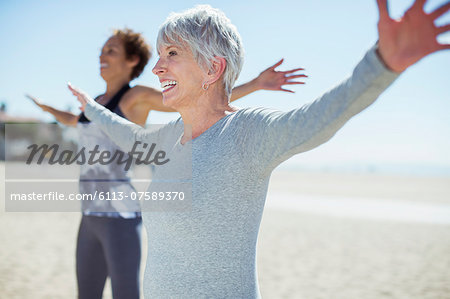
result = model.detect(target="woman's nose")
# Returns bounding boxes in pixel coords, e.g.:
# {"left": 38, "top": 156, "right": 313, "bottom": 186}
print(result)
{"left": 152, "top": 58, "right": 166, "bottom": 75}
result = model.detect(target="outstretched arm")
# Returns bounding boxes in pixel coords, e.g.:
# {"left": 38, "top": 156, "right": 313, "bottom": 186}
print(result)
{"left": 230, "top": 59, "right": 307, "bottom": 101}
{"left": 68, "top": 83, "right": 150, "bottom": 153}
{"left": 132, "top": 59, "right": 307, "bottom": 115}
{"left": 25, "top": 94, "right": 79, "bottom": 127}
{"left": 376, "top": 0, "right": 450, "bottom": 73}
{"left": 238, "top": 0, "right": 449, "bottom": 176}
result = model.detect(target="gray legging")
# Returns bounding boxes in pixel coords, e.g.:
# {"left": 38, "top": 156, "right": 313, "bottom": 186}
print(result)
{"left": 76, "top": 215, "right": 142, "bottom": 299}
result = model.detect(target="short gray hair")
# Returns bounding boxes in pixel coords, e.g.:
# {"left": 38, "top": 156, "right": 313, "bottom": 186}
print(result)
{"left": 157, "top": 5, "right": 244, "bottom": 96}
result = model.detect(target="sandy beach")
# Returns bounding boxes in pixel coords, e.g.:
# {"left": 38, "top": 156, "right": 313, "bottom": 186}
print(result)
{"left": 1, "top": 163, "right": 450, "bottom": 298}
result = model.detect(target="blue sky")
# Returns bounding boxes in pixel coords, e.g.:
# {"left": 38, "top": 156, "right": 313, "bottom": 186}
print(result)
{"left": 1, "top": 0, "right": 449, "bottom": 175}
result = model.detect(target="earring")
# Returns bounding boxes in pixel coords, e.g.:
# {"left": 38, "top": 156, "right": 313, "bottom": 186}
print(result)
{"left": 202, "top": 83, "right": 209, "bottom": 90}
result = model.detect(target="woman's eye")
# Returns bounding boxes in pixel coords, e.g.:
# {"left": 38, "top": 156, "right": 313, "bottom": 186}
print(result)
{"left": 168, "top": 51, "right": 177, "bottom": 56}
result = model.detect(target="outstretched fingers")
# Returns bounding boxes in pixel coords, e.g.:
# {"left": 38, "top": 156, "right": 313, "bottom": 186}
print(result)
{"left": 430, "top": 1, "right": 450, "bottom": 20}
{"left": 281, "top": 68, "right": 305, "bottom": 74}
{"left": 285, "top": 74, "right": 308, "bottom": 79}
{"left": 438, "top": 43, "right": 450, "bottom": 50}
{"left": 283, "top": 82, "right": 305, "bottom": 85}
{"left": 25, "top": 94, "right": 40, "bottom": 105}
{"left": 68, "top": 83, "right": 87, "bottom": 100}
{"left": 282, "top": 70, "right": 307, "bottom": 84}
{"left": 412, "top": 0, "right": 427, "bottom": 10}
{"left": 436, "top": 23, "right": 450, "bottom": 34}
{"left": 67, "top": 82, "right": 77, "bottom": 96}
{"left": 67, "top": 82, "right": 91, "bottom": 111}
{"left": 279, "top": 87, "right": 295, "bottom": 93}
{"left": 279, "top": 75, "right": 307, "bottom": 92}
{"left": 376, "top": 0, "right": 391, "bottom": 20}
{"left": 67, "top": 82, "right": 79, "bottom": 96}
{"left": 268, "top": 59, "right": 284, "bottom": 71}
{"left": 282, "top": 72, "right": 308, "bottom": 87}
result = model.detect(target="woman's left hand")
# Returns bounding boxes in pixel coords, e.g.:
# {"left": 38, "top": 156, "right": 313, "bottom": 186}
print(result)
{"left": 67, "top": 82, "right": 93, "bottom": 112}
{"left": 377, "top": 0, "right": 450, "bottom": 73}
{"left": 255, "top": 59, "right": 307, "bottom": 93}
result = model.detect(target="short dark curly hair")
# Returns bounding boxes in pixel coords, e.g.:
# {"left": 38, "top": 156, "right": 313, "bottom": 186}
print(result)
{"left": 113, "top": 28, "right": 152, "bottom": 80}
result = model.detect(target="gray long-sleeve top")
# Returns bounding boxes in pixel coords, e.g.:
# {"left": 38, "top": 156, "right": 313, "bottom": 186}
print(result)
{"left": 84, "top": 45, "right": 399, "bottom": 298}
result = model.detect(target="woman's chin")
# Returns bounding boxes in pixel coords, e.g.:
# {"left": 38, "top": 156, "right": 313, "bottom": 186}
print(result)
{"left": 162, "top": 95, "right": 177, "bottom": 109}
{"left": 99, "top": 72, "right": 107, "bottom": 81}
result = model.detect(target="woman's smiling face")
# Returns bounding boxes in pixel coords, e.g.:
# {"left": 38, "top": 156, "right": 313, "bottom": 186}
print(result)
{"left": 99, "top": 36, "right": 135, "bottom": 81}
{"left": 152, "top": 43, "right": 207, "bottom": 109}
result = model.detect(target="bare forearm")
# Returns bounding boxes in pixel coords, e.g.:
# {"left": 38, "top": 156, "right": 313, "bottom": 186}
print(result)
{"left": 229, "top": 78, "right": 259, "bottom": 102}
{"left": 229, "top": 58, "right": 306, "bottom": 102}
{"left": 43, "top": 105, "right": 79, "bottom": 126}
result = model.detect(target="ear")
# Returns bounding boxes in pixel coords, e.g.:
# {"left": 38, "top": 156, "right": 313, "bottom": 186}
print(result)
{"left": 206, "top": 56, "right": 227, "bottom": 85}
{"left": 127, "top": 55, "right": 140, "bottom": 68}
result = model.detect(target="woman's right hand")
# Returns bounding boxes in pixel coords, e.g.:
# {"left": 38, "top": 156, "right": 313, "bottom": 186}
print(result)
{"left": 67, "top": 82, "right": 93, "bottom": 112}
{"left": 25, "top": 94, "right": 50, "bottom": 112}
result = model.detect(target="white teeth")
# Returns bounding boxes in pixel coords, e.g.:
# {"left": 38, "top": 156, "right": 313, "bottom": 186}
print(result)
{"left": 100, "top": 63, "right": 108, "bottom": 68}
{"left": 161, "top": 80, "right": 177, "bottom": 91}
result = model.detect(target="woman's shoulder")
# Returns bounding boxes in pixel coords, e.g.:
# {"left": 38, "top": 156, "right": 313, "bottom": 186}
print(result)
{"left": 129, "top": 85, "right": 160, "bottom": 98}
{"left": 119, "top": 85, "right": 161, "bottom": 112}
{"left": 232, "top": 106, "right": 281, "bottom": 122}
{"left": 119, "top": 85, "right": 158, "bottom": 103}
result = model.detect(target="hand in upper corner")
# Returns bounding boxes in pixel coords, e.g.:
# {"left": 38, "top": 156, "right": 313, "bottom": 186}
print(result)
{"left": 376, "top": 0, "right": 450, "bottom": 73}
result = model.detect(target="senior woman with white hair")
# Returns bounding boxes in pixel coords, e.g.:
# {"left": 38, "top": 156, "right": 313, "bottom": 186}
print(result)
{"left": 69, "top": 1, "right": 450, "bottom": 297}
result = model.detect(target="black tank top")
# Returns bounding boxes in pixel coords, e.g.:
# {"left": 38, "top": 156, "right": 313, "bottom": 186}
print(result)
{"left": 78, "top": 83, "right": 130, "bottom": 123}
{"left": 77, "top": 83, "right": 140, "bottom": 218}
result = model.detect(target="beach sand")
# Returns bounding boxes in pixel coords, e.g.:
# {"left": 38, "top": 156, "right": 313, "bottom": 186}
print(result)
{"left": 1, "top": 164, "right": 450, "bottom": 298}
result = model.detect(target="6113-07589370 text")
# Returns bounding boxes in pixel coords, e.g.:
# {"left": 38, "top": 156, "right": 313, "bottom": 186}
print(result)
{"left": 10, "top": 191, "right": 185, "bottom": 201}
